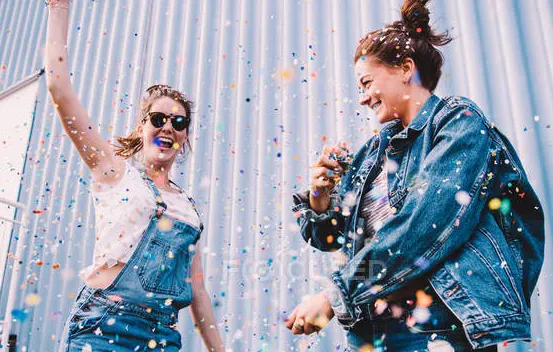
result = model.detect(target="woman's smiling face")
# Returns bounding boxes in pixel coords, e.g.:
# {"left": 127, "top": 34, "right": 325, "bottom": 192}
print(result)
{"left": 355, "top": 57, "right": 411, "bottom": 125}
{"left": 138, "top": 96, "right": 189, "bottom": 166}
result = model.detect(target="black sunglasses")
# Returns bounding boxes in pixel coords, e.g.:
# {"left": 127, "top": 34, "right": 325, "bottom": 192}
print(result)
{"left": 145, "top": 112, "right": 190, "bottom": 131}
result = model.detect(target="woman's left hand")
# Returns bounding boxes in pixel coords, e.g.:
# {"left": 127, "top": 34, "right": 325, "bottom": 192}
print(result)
{"left": 284, "top": 292, "right": 335, "bottom": 335}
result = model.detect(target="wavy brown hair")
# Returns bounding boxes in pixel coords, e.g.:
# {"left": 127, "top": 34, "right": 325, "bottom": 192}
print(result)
{"left": 354, "top": 0, "right": 452, "bottom": 92}
{"left": 114, "top": 84, "right": 194, "bottom": 159}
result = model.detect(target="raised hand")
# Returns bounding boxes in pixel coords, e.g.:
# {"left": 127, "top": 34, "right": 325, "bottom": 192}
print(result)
{"left": 309, "top": 142, "right": 352, "bottom": 213}
{"left": 45, "top": 0, "right": 69, "bottom": 9}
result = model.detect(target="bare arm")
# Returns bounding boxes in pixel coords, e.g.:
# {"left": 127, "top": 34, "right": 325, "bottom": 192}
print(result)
{"left": 189, "top": 247, "right": 225, "bottom": 351}
{"left": 46, "top": 1, "right": 124, "bottom": 183}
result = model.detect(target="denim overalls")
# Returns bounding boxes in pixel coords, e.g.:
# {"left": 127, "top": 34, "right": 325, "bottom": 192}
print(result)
{"left": 59, "top": 172, "right": 203, "bottom": 352}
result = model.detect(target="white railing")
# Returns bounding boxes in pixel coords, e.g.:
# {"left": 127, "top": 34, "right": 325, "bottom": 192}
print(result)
{"left": 0, "top": 196, "right": 27, "bottom": 350}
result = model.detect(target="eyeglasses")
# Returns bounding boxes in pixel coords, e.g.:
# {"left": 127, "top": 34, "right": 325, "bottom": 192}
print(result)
{"left": 145, "top": 112, "right": 190, "bottom": 131}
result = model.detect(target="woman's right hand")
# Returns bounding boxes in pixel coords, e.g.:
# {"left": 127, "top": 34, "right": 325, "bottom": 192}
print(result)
{"left": 309, "top": 142, "right": 351, "bottom": 213}
{"left": 46, "top": 0, "right": 70, "bottom": 8}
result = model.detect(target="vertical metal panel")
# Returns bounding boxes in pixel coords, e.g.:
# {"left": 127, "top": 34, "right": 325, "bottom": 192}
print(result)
{"left": 0, "top": 1, "right": 552, "bottom": 351}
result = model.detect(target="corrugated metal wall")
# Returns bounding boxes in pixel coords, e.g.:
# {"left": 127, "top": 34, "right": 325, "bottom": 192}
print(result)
{"left": 0, "top": 0, "right": 552, "bottom": 351}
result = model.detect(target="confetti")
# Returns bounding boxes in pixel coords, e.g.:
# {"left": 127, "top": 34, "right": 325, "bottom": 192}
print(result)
{"left": 415, "top": 289, "right": 433, "bottom": 308}
{"left": 107, "top": 294, "right": 123, "bottom": 302}
{"left": 455, "top": 191, "right": 470, "bottom": 205}
{"left": 500, "top": 198, "right": 511, "bottom": 214}
{"left": 488, "top": 198, "right": 501, "bottom": 210}
{"left": 272, "top": 68, "right": 295, "bottom": 85}
{"left": 157, "top": 217, "right": 173, "bottom": 232}
{"left": 374, "top": 299, "right": 388, "bottom": 315}
{"left": 414, "top": 257, "right": 430, "bottom": 270}
{"left": 25, "top": 293, "right": 41, "bottom": 306}
{"left": 11, "top": 309, "right": 28, "bottom": 321}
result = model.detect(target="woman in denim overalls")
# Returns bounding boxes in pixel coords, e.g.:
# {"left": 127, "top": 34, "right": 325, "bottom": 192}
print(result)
{"left": 46, "top": 1, "right": 224, "bottom": 350}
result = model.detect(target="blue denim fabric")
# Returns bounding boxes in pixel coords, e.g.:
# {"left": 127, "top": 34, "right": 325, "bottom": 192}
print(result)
{"left": 292, "top": 95, "right": 545, "bottom": 349}
{"left": 60, "top": 173, "right": 202, "bottom": 351}
{"left": 61, "top": 286, "right": 182, "bottom": 351}
{"left": 345, "top": 289, "right": 499, "bottom": 351}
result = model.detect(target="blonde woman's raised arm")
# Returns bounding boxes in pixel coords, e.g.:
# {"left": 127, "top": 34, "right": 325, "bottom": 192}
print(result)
{"left": 46, "top": 0, "right": 124, "bottom": 183}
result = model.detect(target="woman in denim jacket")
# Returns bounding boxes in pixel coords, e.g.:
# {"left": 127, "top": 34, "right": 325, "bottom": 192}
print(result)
{"left": 285, "top": 0, "right": 544, "bottom": 351}
{"left": 46, "top": 1, "right": 224, "bottom": 350}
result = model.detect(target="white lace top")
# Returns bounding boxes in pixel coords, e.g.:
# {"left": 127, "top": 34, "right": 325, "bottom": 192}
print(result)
{"left": 80, "top": 162, "right": 200, "bottom": 280}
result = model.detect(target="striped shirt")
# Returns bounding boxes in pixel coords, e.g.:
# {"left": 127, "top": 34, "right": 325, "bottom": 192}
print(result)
{"left": 323, "top": 159, "right": 395, "bottom": 315}
{"left": 359, "top": 161, "right": 394, "bottom": 240}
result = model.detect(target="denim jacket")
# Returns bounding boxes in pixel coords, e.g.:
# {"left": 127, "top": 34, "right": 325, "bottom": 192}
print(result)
{"left": 292, "top": 95, "right": 545, "bottom": 349}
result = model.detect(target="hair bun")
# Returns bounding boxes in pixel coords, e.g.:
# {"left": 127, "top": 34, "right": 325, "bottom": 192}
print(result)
{"left": 401, "top": 0, "right": 452, "bottom": 46}
{"left": 401, "top": 0, "right": 431, "bottom": 39}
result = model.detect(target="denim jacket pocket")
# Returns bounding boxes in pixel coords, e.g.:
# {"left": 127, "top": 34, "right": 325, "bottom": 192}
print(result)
{"left": 495, "top": 210, "right": 525, "bottom": 279}
{"left": 138, "top": 237, "right": 195, "bottom": 298}
{"left": 475, "top": 225, "right": 526, "bottom": 310}
{"left": 457, "top": 225, "right": 525, "bottom": 315}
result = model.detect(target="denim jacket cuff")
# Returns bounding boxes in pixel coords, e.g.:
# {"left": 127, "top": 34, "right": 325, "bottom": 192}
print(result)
{"left": 321, "top": 281, "right": 348, "bottom": 315}
{"left": 292, "top": 189, "right": 341, "bottom": 223}
{"left": 330, "top": 271, "right": 360, "bottom": 328}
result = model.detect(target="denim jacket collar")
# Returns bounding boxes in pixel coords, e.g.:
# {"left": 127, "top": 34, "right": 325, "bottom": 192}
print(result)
{"left": 388, "top": 94, "right": 442, "bottom": 150}
{"left": 406, "top": 94, "right": 441, "bottom": 132}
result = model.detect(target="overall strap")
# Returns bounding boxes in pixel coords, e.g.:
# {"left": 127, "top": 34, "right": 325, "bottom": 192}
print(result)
{"left": 169, "top": 180, "right": 205, "bottom": 232}
{"left": 138, "top": 169, "right": 167, "bottom": 218}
